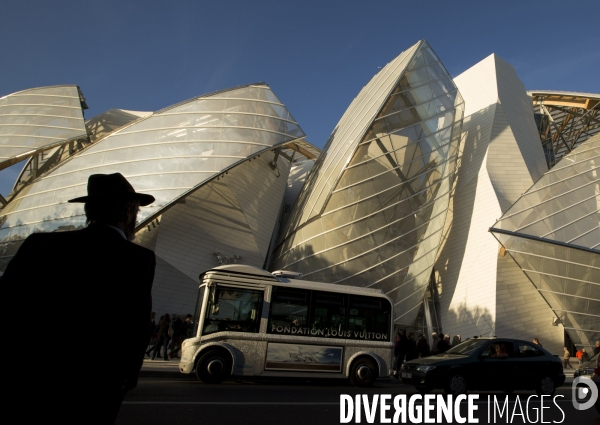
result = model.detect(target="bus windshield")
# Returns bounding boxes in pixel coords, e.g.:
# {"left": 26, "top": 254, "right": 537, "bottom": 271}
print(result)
{"left": 202, "top": 286, "right": 263, "bottom": 335}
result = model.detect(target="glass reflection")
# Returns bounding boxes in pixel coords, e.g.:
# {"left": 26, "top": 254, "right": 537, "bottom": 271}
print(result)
{"left": 271, "top": 41, "right": 463, "bottom": 327}
{"left": 0, "top": 85, "right": 305, "bottom": 270}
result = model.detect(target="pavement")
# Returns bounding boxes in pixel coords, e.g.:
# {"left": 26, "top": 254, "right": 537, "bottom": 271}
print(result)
{"left": 139, "top": 357, "right": 182, "bottom": 378}
{"left": 139, "top": 356, "right": 579, "bottom": 385}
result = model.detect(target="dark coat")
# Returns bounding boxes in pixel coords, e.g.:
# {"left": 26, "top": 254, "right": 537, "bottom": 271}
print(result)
{"left": 405, "top": 338, "right": 418, "bottom": 361}
{"left": 1, "top": 223, "right": 155, "bottom": 423}
{"left": 438, "top": 339, "right": 450, "bottom": 354}
{"left": 416, "top": 336, "right": 431, "bottom": 358}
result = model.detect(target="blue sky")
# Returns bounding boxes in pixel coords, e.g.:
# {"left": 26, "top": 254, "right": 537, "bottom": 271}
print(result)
{"left": 1, "top": 0, "right": 599, "bottom": 196}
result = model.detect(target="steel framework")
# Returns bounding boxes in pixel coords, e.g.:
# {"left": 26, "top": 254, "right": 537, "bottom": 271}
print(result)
{"left": 529, "top": 90, "right": 600, "bottom": 168}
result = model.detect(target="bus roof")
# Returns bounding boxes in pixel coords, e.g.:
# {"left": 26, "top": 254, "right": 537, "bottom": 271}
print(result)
{"left": 201, "top": 264, "right": 386, "bottom": 297}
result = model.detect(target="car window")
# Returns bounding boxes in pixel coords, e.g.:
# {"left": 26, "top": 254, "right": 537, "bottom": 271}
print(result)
{"left": 481, "top": 341, "right": 514, "bottom": 358}
{"left": 517, "top": 343, "right": 544, "bottom": 357}
{"left": 446, "top": 339, "right": 487, "bottom": 354}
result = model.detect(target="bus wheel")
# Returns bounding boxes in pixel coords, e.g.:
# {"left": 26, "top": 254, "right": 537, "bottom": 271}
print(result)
{"left": 349, "top": 357, "right": 378, "bottom": 387}
{"left": 196, "top": 349, "right": 230, "bottom": 384}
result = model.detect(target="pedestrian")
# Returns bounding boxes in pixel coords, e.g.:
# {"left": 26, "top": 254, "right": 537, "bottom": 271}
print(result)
{"left": 1, "top": 173, "right": 156, "bottom": 424}
{"left": 405, "top": 332, "right": 418, "bottom": 361}
{"left": 594, "top": 341, "right": 600, "bottom": 356}
{"left": 438, "top": 334, "right": 451, "bottom": 354}
{"left": 452, "top": 335, "right": 461, "bottom": 347}
{"left": 393, "top": 335, "right": 400, "bottom": 377}
{"left": 146, "top": 311, "right": 157, "bottom": 355}
{"left": 181, "top": 314, "right": 194, "bottom": 340}
{"left": 533, "top": 338, "right": 543, "bottom": 348}
{"left": 146, "top": 312, "right": 157, "bottom": 356}
{"left": 431, "top": 332, "right": 440, "bottom": 355}
{"left": 576, "top": 348, "right": 583, "bottom": 365}
{"left": 582, "top": 348, "right": 590, "bottom": 363}
{"left": 151, "top": 314, "right": 171, "bottom": 360}
{"left": 416, "top": 330, "right": 431, "bottom": 358}
{"left": 169, "top": 314, "right": 183, "bottom": 359}
{"left": 147, "top": 315, "right": 161, "bottom": 357}
{"left": 563, "top": 347, "right": 572, "bottom": 369}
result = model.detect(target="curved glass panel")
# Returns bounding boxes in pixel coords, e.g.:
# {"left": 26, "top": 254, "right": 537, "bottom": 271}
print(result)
{"left": 271, "top": 41, "right": 464, "bottom": 326}
{"left": 0, "top": 86, "right": 87, "bottom": 170}
{"left": 491, "top": 134, "right": 600, "bottom": 347}
{"left": 493, "top": 134, "right": 600, "bottom": 249}
{"left": 86, "top": 109, "right": 152, "bottom": 143}
{"left": 0, "top": 84, "right": 305, "bottom": 271}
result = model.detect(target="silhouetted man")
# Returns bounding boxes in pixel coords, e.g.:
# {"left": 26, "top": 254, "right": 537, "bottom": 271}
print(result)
{"left": 1, "top": 173, "right": 156, "bottom": 424}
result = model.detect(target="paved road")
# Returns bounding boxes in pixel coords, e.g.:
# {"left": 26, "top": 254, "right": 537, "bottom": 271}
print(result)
{"left": 116, "top": 375, "right": 599, "bottom": 425}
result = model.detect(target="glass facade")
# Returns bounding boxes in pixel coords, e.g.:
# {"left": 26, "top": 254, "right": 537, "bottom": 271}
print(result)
{"left": 0, "top": 84, "right": 305, "bottom": 271}
{"left": 0, "top": 85, "right": 87, "bottom": 170}
{"left": 85, "top": 108, "right": 152, "bottom": 143}
{"left": 271, "top": 41, "right": 464, "bottom": 326}
{"left": 491, "top": 133, "right": 600, "bottom": 347}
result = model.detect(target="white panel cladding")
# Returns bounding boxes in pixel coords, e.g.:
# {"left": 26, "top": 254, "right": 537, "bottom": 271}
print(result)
{"left": 487, "top": 103, "right": 539, "bottom": 212}
{"left": 453, "top": 55, "right": 498, "bottom": 117}
{"left": 494, "top": 57, "right": 548, "bottom": 182}
{"left": 226, "top": 153, "right": 291, "bottom": 259}
{"left": 435, "top": 104, "right": 498, "bottom": 340}
{"left": 495, "top": 254, "right": 564, "bottom": 355}
{"left": 156, "top": 180, "right": 264, "bottom": 279}
{"left": 436, "top": 53, "right": 552, "bottom": 340}
{"left": 135, "top": 218, "right": 161, "bottom": 251}
{"left": 437, "top": 162, "right": 501, "bottom": 338}
{"left": 143, "top": 153, "right": 291, "bottom": 315}
{"left": 150, "top": 255, "right": 198, "bottom": 317}
{"left": 284, "top": 158, "right": 315, "bottom": 207}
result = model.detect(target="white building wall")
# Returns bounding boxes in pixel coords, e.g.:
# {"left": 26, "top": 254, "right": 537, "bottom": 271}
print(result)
{"left": 435, "top": 54, "right": 563, "bottom": 350}
{"left": 495, "top": 254, "right": 564, "bottom": 355}
{"left": 138, "top": 153, "right": 291, "bottom": 316}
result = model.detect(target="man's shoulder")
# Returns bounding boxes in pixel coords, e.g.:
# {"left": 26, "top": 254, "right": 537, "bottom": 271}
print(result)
{"left": 126, "top": 240, "right": 156, "bottom": 260}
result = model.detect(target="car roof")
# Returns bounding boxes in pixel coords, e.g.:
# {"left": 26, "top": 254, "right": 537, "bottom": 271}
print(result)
{"left": 464, "top": 337, "right": 539, "bottom": 344}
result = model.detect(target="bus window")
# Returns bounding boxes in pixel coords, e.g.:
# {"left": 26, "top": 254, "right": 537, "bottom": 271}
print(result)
{"left": 348, "top": 296, "right": 391, "bottom": 341}
{"left": 203, "top": 286, "right": 262, "bottom": 335}
{"left": 268, "top": 287, "right": 309, "bottom": 333}
{"left": 310, "top": 292, "right": 346, "bottom": 336}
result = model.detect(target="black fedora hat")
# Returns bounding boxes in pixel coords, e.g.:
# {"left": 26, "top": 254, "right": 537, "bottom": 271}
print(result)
{"left": 68, "top": 173, "right": 155, "bottom": 206}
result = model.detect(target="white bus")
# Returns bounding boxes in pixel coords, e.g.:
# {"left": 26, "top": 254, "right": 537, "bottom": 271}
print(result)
{"left": 179, "top": 264, "right": 394, "bottom": 387}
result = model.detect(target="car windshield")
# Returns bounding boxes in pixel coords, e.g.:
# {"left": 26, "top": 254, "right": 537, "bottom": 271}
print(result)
{"left": 446, "top": 339, "right": 488, "bottom": 355}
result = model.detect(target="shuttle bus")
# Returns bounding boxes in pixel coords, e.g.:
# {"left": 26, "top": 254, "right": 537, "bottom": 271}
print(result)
{"left": 179, "top": 264, "right": 394, "bottom": 387}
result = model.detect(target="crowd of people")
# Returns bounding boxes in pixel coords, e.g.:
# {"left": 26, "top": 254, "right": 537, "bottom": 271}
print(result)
{"left": 145, "top": 312, "right": 195, "bottom": 361}
{"left": 392, "top": 329, "right": 460, "bottom": 375}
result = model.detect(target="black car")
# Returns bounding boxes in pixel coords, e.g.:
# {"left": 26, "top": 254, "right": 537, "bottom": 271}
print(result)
{"left": 400, "top": 337, "right": 565, "bottom": 395}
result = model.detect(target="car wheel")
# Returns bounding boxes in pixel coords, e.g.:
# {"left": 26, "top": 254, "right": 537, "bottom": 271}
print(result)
{"left": 349, "top": 357, "right": 378, "bottom": 387}
{"left": 445, "top": 374, "right": 468, "bottom": 395}
{"left": 535, "top": 376, "right": 555, "bottom": 396}
{"left": 195, "top": 349, "right": 230, "bottom": 384}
